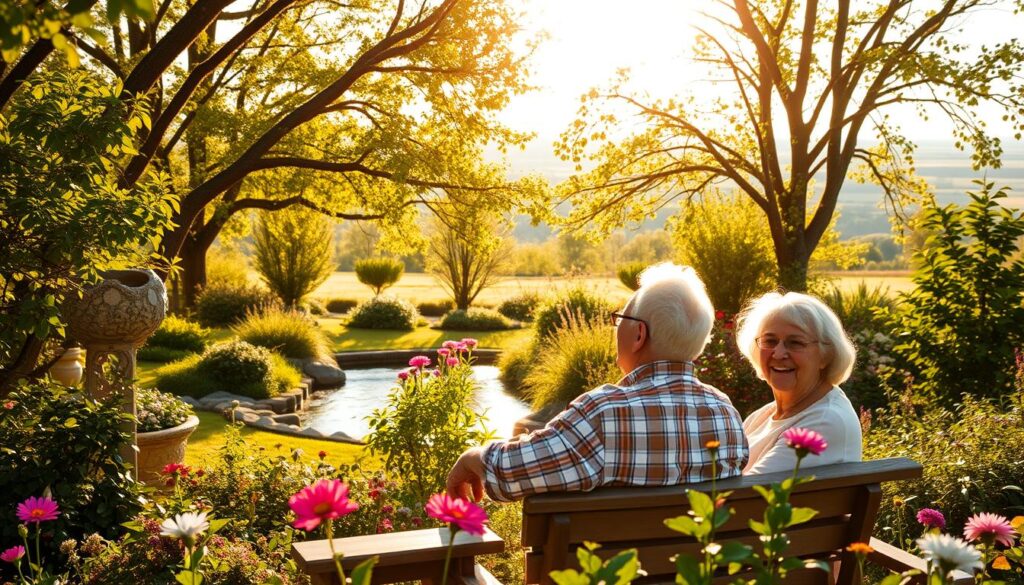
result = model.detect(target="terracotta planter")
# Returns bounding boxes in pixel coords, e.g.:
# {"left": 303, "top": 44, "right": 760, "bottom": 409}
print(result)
{"left": 136, "top": 415, "right": 200, "bottom": 484}
{"left": 49, "top": 347, "right": 84, "bottom": 386}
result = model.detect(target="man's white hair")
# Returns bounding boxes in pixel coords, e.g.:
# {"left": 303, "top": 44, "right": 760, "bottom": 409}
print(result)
{"left": 628, "top": 263, "right": 715, "bottom": 362}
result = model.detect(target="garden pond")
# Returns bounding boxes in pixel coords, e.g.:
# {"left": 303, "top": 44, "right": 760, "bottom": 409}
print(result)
{"left": 302, "top": 365, "right": 531, "bottom": 440}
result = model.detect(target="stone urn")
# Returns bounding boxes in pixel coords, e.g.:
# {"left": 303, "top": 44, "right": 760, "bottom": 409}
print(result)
{"left": 136, "top": 415, "right": 200, "bottom": 485}
{"left": 49, "top": 347, "right": 84, "bottom": 386}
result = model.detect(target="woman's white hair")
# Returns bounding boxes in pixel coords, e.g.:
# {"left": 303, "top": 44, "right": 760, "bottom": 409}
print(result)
{"left": 735, "top": 292, "right": 856, "bottom": 386}
{"left": 628, "top": 263, "right": 715, "bottom": 362}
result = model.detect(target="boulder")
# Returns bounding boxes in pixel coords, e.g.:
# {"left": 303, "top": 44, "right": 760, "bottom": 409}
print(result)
{"left": 299, "top": 358, "right": 346, "bottom": 388}
{"left": 272, "top": 413, "right": 302, "bottom": 426}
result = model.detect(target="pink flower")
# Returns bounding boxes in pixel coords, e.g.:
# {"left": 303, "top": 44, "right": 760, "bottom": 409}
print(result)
{"left": 163, "top": 463, "right": 190, "bottom": 476}
{"left": 377, "top": 518, "right": 393, "bottom": 533}
{"left": 409, "top": 356, "right": 431, "bottom": 369}
{"left": 964, "top": 513, "right": 1016, "bottom": 547}
{"left": 432, "top": 369, "right": 441, "bottom": 377}
{"left": 461, "top": 338, "right": 478, "bottom": 348}
{"left": 781, "top": 427, "right": 828, "bottom": 456}
{"left": 442, "top": 341, "right": 459, "bottom": 350}
{"left": 425, "top": 493, "right": 488, "bottom": 536}
{"left": 917, "top": 508, "right": 946, "bottom": 530}
{"left": 397, "top": 371, "right": 409, "bottom": 381}
{"left": 381, "top": 505, "right": 394, "bottom": 515}
{"left": 369, "top": 488, "right": 381, "bottom": 500}
{"left": 446, "top": 357, "right": 459, "bottom": 367}
{"left": 288, "top": 479, "right": 359, "bottom": 531}
{"left": 411, "top": 517, "right": 422, "bottom": 527}
{"left": 437, "top": 348, "right": 450, "bottom": 357}
{"left": 3, "top": 401, "right": 14, "bottom": 410}
{"left": 714, "top": 310, "right": 726, "bottom": 320}
{"left": 1, "top": 545, "right": 25, "bottom": 563}
{"left": 16, "top": 496, "right": 60, "bottom": 524}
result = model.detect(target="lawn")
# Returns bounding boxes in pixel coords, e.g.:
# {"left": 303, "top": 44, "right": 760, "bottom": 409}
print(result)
{"left": 317, "top": 318, "right": 533, "bottom": 351}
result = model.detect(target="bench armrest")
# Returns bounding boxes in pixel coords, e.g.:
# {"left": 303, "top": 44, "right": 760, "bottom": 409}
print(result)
{"left": 291, "top": 527, "right": 504, "bottom": 584}
{"left": 867, "top": 537, "right": 974, "bottom": 585}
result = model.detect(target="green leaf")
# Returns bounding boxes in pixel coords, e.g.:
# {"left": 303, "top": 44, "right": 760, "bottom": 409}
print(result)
{"left": 665, "top": 515, "right": 700, "bottom": 536}
{"left": 349, "top": 557, "right": 376, "bottom": 585}
{"left": 687, "top": 490, "right": 715, "bottom": 519}
{"left": 175, "top": 571, "right": 202, "bottom": 585}
{"left": 549, "top": 569, "right": 590, "bottom": 585}
{"left": 595, "top": 549, "right": 641, "bottom": 585}
{"left": 803, "top": 559, "right": 832, "bottom": 574}
{"left": 716, "top": 541, "right": 752, "bottom": 564}
{"left": 789, "top": 507, "right": 818, "bottom": 526}
{"left": 208, "top": 518, "right": 231, "bottom": 535}
{"left": 779, "top": 557, "right": 804, "bottom": 571}
{"left": 673, "top": 553, "right": 703, "bottom": 585}
{"left": 577, "top": 546, "right": 601, "bottom": 573}
{"left": 63, "top": 417, "right": 78, "bottom": 428}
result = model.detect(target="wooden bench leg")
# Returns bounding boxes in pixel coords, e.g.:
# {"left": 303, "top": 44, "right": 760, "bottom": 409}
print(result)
{"left": 836, "top": 484, "right": 881, "bottom": 585}
{"left": 538, "top": 514, "right": 570, "bottom": 585}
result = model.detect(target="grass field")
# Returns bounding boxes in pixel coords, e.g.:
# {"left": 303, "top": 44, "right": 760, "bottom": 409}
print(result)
{"left": 313, "top": 270, "right": 916, "bottom": 306}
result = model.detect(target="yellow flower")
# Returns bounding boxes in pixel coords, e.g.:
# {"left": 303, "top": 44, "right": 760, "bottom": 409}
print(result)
{"left": 1010, "top": 516, "right": 1024, "bottom": 530}
{"left": 992, "top": 555, "right": 1011, "bottom": 571}
{"left": 705, "top": 440, "right": 721, "bottom": 449}
{"left": 893, "top": 497, "right": 906, "bottom": 508}
{"left": 846, "top": 542, "right": 874, "bottom": 555}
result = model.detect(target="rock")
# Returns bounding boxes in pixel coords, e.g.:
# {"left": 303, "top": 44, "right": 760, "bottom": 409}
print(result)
{"left": 300, "top": 358, "right": 346, "bottom": 388}
{"left": 253, "top": 416, "right": 276, "bottom": 428}
{"left": 298, "top": 427, "right": 324, "bottom": 438}
{"left": 180, "top": 396, "right": 201, "bottom": 408}
{"left": 330, "top": 431, "right": 362, "bottom": 444}
{"left": 272, "top": 413, "right": 301, "bottom": 425}
{"left": 254, "top": 396, "right": 293, "bottom": 414}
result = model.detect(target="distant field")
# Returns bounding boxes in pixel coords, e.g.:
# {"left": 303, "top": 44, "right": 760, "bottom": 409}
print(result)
{"left": 312, "top": 271, "right": 915, "bottom": 305}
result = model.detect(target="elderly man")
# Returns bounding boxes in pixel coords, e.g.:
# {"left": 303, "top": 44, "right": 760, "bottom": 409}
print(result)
{"left": 446, "top": 263, "right": 749, "bottom": 502}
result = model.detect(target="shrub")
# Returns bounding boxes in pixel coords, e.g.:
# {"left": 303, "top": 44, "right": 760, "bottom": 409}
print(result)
{"left": 879, "top": 182, "right": 1024, "bottom": 406}
{"left": 252, "top": 207, "right": 335, "bottom": 308}
{"left": 304, "top": 297, "right": 327, "bottom": 316}
{"left": 693, "top": 312, "right": 770, "bottom": 418}
{"left": 524, "top": 315, "right": 620, "bottom": 410}
{"left": 617, "top": 262, "right": 645, "bottom": 291}
{"left": 417, "top": 299, "right": 455, "bottom": 317}
{"left": 347, "top": 296, "right": 419, "bottom": 330}
{"left": 365, "top": 346, "right": 491, "bottom": 504}
{"left": 0, "top": 381, "right": 141, "bottom": 566}
{"left": 325, "top": 298, "right": 359, "bottom": 314}
{"left": 866, "top": 395, "right": 1024, "bottom": 551}
{"left": 821, "top": 282, "right": 895, "bottom": 335}
{"left": 154, "top": 342, "right": 300, "bottom": 399}
{"left": 143, "top": 315, "right": 211, "bottom": 353}
{"left": 439, "top": 308, "right": 515, "bottom": 331}
{"left": 533, "top": 287, "right": 614, "bottom": 342}
{"left": 497, "top": 339, "right": 537, "bottom": 400}
{"left": 497, "top": 292, "right": 541, "bottom": 322}
{"left": 233, "top": 308, "right": 332, "bottom": 360}
{"left": 195, "top": 282, "right": 278, "bottom": 328}
{"left": 135, "top": 386, "right": 193, "bottom": 432}
{"left": 205, "top": 246, "right": 252, "bottom": 290}
{"left": 354, "top": 257, "right": 404, "bottom": 295}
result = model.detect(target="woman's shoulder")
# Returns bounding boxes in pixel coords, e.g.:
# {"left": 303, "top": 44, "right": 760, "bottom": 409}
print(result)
{"left": 799, "top": 387, "right": 860, "bottom": 428}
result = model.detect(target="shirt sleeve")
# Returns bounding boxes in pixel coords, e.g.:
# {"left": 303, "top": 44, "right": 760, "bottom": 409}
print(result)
{"left": 481, "top": 402, "right": 606, "bottom": 502}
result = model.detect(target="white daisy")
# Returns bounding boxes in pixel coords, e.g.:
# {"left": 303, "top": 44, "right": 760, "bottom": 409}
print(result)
{"left": 916, "top": 533, "right": 983, "bottom": 576}
{"left": 160, "top": 511, "right": 210, "bottom": 547}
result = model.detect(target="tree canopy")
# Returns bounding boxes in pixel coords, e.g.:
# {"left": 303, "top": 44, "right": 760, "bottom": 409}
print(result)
{"left": 555, "top": 0, "right": 1024, "bottom": 290}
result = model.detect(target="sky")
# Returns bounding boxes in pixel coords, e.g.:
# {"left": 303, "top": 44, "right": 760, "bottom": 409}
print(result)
{"left": 493, "top": 0, "right": 1024, "bottom": 203}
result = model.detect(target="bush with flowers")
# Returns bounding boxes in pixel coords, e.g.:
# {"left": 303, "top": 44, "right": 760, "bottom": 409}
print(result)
{"left": 693, "top": 311, "right": 769, "bottom": 418}
{"left": 135, "top": 386, "right": 194, "bottom": 433}
{"left": 365, "top": 340, "right": 493, "bottom": 505}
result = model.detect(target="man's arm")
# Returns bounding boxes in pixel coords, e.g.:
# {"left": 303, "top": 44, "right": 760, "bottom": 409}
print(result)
{"left": 446, "top": 446, "right": 487, "bottom": 501}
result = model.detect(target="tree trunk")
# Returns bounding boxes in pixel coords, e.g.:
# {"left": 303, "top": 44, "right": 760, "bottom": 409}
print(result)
{"left": 776, "top": 246, "right": 811, "bottom": 292}
{"left": 178, "top": 238, "right": 210, "bottom": 310}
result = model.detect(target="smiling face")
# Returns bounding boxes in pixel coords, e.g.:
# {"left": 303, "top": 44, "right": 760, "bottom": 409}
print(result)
{"left": 757, "top": 316, "right": 828, "bottom": 399}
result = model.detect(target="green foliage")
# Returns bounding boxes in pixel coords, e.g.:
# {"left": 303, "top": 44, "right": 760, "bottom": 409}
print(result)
{"left": 0, "top": 69, "right": 175, "bottom": 373}
{"left": 252, "top": 208, "right": 335, "bottom": 308}
{"left": 426, "top": 208, "right": 510, "bottom": 310}
{"left": 233, "top": 308, "right": 332, "bottom": 360}
{"left": 195, "top": 282, "right": 278, "bottom": 328}
{"left": 154, "top": 342, "right": 300, "bottom": 399}
{"left": 205, "top": 246, "right": 252, "bottom": 290}
{"left": 669, "top": 192, "right": 776, "bottom": 314}
{"left": 525, "top": 316, "right": 619, "bottom": 410}
{"left": 325, "top": 298, "right": 359, "bottom": 314}
{"left": 866, "top": 395, "right": 1024, "bottom": 551}
{"left": 497, "top": 338, "right": 537, "bottom": 399}
{"left": 616, "top": 262, "right": 645, "bottom": 291}
{"left": 694, "top": 315, "right": 770, "bottom": 418}
{"left": 136, "top": 346, "right": 192, "bottom": 363}
{"left": 439, "top": 308, "right": 515, "bottom": 331}
{"left": 417, "top": 299, "right": 455, "bottom": 317}
{"left": 354, "top": 257, "right": 404, "bottom": 296}
{"left": 365, "top": 349, "right": 492, "bottom": 504}
{"left": 0, "top": 381, "right": 141, "bottom": 564}
{"left": 303, "top": 297, "right": 328, "bottom": 316}
{"left": 880, "top": 182, "right": 1024, "bottom": 406}
{"left": 497, "top": 292, "right": 541, "bottom": 322}
{"left": 0, "top": 0, "right": 150, "bottom": 64}
{"left": 479, "top": 501, "right": 526, "bottom": 585}
{"left": 533, "top": 287, "right": 614, "bottom": 342}
{"left": 549, "top": 542, "right": 642, "bottom": 585}
{"left": 143, "top": 315, "right": 211, "bottom": 354}
{"left": 136, "top": 386, "right": 193, "bottom": 432}
{"left": 347, "top": 296, "right": 419, "bottom": 331}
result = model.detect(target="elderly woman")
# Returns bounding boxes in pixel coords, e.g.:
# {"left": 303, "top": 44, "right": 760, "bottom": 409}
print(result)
{"left": 735, "top": 292, "right": 861, "bottom": 475}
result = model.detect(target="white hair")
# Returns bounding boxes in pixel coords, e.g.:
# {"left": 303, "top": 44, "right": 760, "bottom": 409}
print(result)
{"left": 735, "top": 292, "right": 856, "bottom": 386}
{"left": 628, "top": 263, "right": 715, "bottom": 362}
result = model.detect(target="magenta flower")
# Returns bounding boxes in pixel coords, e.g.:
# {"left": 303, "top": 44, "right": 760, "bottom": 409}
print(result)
{"left": 16, "top": 496, "right": 60, "bottom": 524}
{"left": 432, "top": 369, "right": 441, "bottom": 377}
{"left": 409, "top": 356, "right": 431, "bottom": 369}
{"left": 461, "top": 338, "right": 478, "bottom": 348}
{"left": 288, "top": 479, "right": 359, "bottom": 531}
{"left": 425, "top": 493, "right": 488, "bottom": 536}
{"left": 446, "top": 357, "right": 459, "bottom": 367}
{"left": 397, "top": 371, "right": 409, "bottom": 381}
{"left": 438, "top": 348, "right": 450, "bottom": 357}
{"left": 1, "top": 545, "right": 25, "bottom": 563}
{"left": 964, "top": 513, "right": 1016, "bottom": 547}
{"left": 442, "top": 340, "right": 459, "bottom": 350}
{"left": 781, "top": 427, "right": 828, "bottom": 456}
{"left": 917, "top": 508, "right": 946, "bottom": 530}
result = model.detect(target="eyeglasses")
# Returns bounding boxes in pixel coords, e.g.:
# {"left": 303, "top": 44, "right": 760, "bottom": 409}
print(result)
{"left": 611, "top": 312, "right": 651, "bottom": 338}
{"left": 755, "top": 336, "right": 824, "bottom": 353}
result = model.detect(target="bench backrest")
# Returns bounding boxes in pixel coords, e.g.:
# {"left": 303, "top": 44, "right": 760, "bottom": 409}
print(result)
{"left": 521, "top": 457, "right": 922, "bottom": 585}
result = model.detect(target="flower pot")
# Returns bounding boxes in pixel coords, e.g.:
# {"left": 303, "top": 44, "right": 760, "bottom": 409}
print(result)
{"left": 66, "top": 269, "right": 167, "bottom": 347}
{"left": 136, "top": 415, "right": 200, "bottom": 484}
{"left": 49, "top": 347, "right": 83, "bottom": 386}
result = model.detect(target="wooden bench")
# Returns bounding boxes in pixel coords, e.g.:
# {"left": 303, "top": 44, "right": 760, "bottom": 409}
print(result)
{"left": 293, "top": 457, "right": 957, "bottom": 584}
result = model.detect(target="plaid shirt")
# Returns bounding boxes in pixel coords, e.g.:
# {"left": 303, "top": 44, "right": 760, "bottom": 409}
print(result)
{"left": 482, "top": 360, "right": 748, "bottom": 502}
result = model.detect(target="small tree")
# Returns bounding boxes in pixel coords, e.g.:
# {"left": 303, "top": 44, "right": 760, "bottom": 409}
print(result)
{"left": 427, "top": 213, "right": 509, "bottom": 311}
{"left": 881, "top": 181, "right": 1024, "bottom": 406}
{"left": 251, "top": 208, "right": 334, "bottom": 308}
{"left": 354, "top": 258, "right": 404, "bottom": 296}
